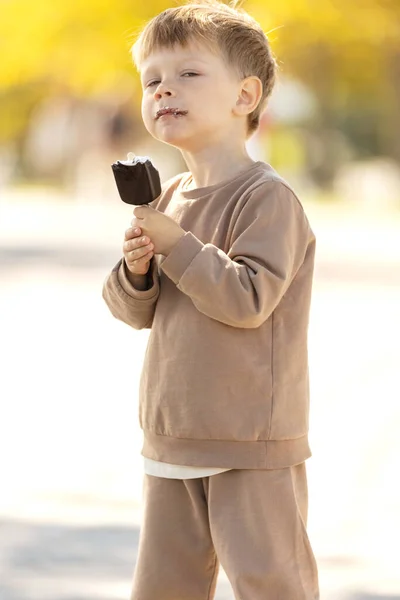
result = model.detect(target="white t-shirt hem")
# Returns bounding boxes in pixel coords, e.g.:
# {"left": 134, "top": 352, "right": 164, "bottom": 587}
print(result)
{"left": 144, "top": 457, "right": 232, "bottom": 479}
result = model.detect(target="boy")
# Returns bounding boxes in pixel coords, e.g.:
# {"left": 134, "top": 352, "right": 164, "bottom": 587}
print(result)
{"left": 103, "top": 1, "right": 319, "bottom": 598}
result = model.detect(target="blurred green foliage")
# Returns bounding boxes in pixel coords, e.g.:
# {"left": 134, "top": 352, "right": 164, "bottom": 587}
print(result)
{"left": 1, "top": 0, "right": 400, "bottom": 178}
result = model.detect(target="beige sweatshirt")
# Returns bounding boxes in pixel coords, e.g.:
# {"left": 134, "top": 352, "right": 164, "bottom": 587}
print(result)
{"left": 103, "top": 161, "right": 316, "bottom": 470}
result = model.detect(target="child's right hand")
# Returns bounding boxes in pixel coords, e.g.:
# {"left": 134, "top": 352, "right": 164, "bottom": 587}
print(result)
{"left": 123, "top": 226, "right": 154, "bottom": 275}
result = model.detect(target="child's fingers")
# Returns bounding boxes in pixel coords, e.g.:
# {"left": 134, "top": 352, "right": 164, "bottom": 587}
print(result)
{"left": 124, "top": 226, "right": 142, "bottom": 241}
{"left": 125, "top": 242, "right": 153, "bottom": 260}
{"left": 126, "top": 249, "right": 154, "bottom": 274}
{"left": 124, "top": 236, "right": 153, "bottom": 253}
{"left": 137, "top": 250, "right": 154, "bottom": 264}
{"left": 123, "top": 227, "right": 154, "bottom": 275}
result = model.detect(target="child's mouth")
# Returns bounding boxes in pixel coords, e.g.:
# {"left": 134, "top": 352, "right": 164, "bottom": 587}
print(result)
{"left": 155, "top": 108, "right": 188, "bottom": 120}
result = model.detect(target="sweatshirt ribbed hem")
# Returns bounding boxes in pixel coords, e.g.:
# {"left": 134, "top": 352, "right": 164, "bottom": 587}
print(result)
{"left": 117, "top": 258, "right": 159, "bottom": 300}
{"left": 142, "top": 431, "right": 311, "bottom": 470}
{"left": 160, "top": 231, "right": 203, "bottom": 285}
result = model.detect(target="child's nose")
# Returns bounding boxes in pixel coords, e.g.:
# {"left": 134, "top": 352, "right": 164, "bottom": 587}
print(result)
{"left": 154, "top": 82, "right": 175, "bottom": 100}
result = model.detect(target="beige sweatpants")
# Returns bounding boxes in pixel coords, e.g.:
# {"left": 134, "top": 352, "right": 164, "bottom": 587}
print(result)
{"left": 130, "top": 464, "right": 319, "bottom": 600}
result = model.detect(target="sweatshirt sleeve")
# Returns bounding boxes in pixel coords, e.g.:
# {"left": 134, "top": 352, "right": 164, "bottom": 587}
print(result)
{"left": 102, "top": 257, "right": 160, "bottom": 329}
{"left": 160, "top": 181, "right": 313, "bottom": 329}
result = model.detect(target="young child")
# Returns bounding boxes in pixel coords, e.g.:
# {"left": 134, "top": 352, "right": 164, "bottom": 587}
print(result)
{"left": 103, "top": 1, "right": 319, "bottom": 598}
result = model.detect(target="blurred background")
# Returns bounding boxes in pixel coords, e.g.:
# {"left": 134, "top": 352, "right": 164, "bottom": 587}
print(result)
{"left": 1, "top": 1, "right": 399, "bottom": 599}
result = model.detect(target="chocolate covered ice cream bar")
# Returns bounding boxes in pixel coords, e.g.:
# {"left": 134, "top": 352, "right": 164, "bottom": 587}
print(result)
{"left": 111, "top": 155, "right": 161, "bottom": 205}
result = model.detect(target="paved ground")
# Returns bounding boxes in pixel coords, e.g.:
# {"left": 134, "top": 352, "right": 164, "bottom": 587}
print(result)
{"left": 0, "top": 189, "right": 400, "bottom": 599}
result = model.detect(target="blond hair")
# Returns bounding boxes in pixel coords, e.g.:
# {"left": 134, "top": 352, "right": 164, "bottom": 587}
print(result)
{"left": 132, "top": 1, "right": 277, "bottom": 135}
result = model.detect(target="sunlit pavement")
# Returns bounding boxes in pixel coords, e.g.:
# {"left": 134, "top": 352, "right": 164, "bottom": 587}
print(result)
{"left": 1, "top": 190, "right": 400, "bottom": 600}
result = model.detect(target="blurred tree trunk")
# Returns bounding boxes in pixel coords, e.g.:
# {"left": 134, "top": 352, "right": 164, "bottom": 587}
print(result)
{"left": 300, "top": 44, "right": 341, "bottom": 188}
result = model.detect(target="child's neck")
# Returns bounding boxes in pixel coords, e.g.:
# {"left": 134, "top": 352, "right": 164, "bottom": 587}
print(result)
{"left": 181, "top": 145, "right": 256, "bottom": 190}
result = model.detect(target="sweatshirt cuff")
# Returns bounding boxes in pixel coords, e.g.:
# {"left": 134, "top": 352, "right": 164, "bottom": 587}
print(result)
{"left": 117, "top": 258, "right": 159, "bottom": 300}
{"left": 160, "top": 231, "right": 203, "bottom": 284}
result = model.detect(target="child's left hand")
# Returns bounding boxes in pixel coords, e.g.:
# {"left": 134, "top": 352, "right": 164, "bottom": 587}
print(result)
{"left": 131, "top": 205, "right": 186, "bottom": 256}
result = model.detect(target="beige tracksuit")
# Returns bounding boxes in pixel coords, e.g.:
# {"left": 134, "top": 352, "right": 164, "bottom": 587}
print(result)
{"left": 103, "top": 161, "right": 319, "bottom": 599}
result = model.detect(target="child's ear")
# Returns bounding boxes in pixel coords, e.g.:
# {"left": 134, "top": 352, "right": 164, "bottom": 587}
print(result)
{"left": 233, "top": 76, "right": 263, "bottom": 117}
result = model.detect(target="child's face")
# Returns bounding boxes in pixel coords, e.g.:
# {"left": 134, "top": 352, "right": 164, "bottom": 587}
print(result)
{"left": 139, "top": 40, "right": 244, "bottom": 152}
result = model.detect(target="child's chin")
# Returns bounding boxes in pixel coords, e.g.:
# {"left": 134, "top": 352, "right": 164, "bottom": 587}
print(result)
{"left": 153, "top": 131, "right": 191, "bottom": 149}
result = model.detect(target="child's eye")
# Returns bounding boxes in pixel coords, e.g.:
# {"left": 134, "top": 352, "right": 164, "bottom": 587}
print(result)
{"left": 182, "top": 72, "right": 198, "bottom": 78}
{"left": 146, "top": 80, "right": 160, "bottom": 88}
